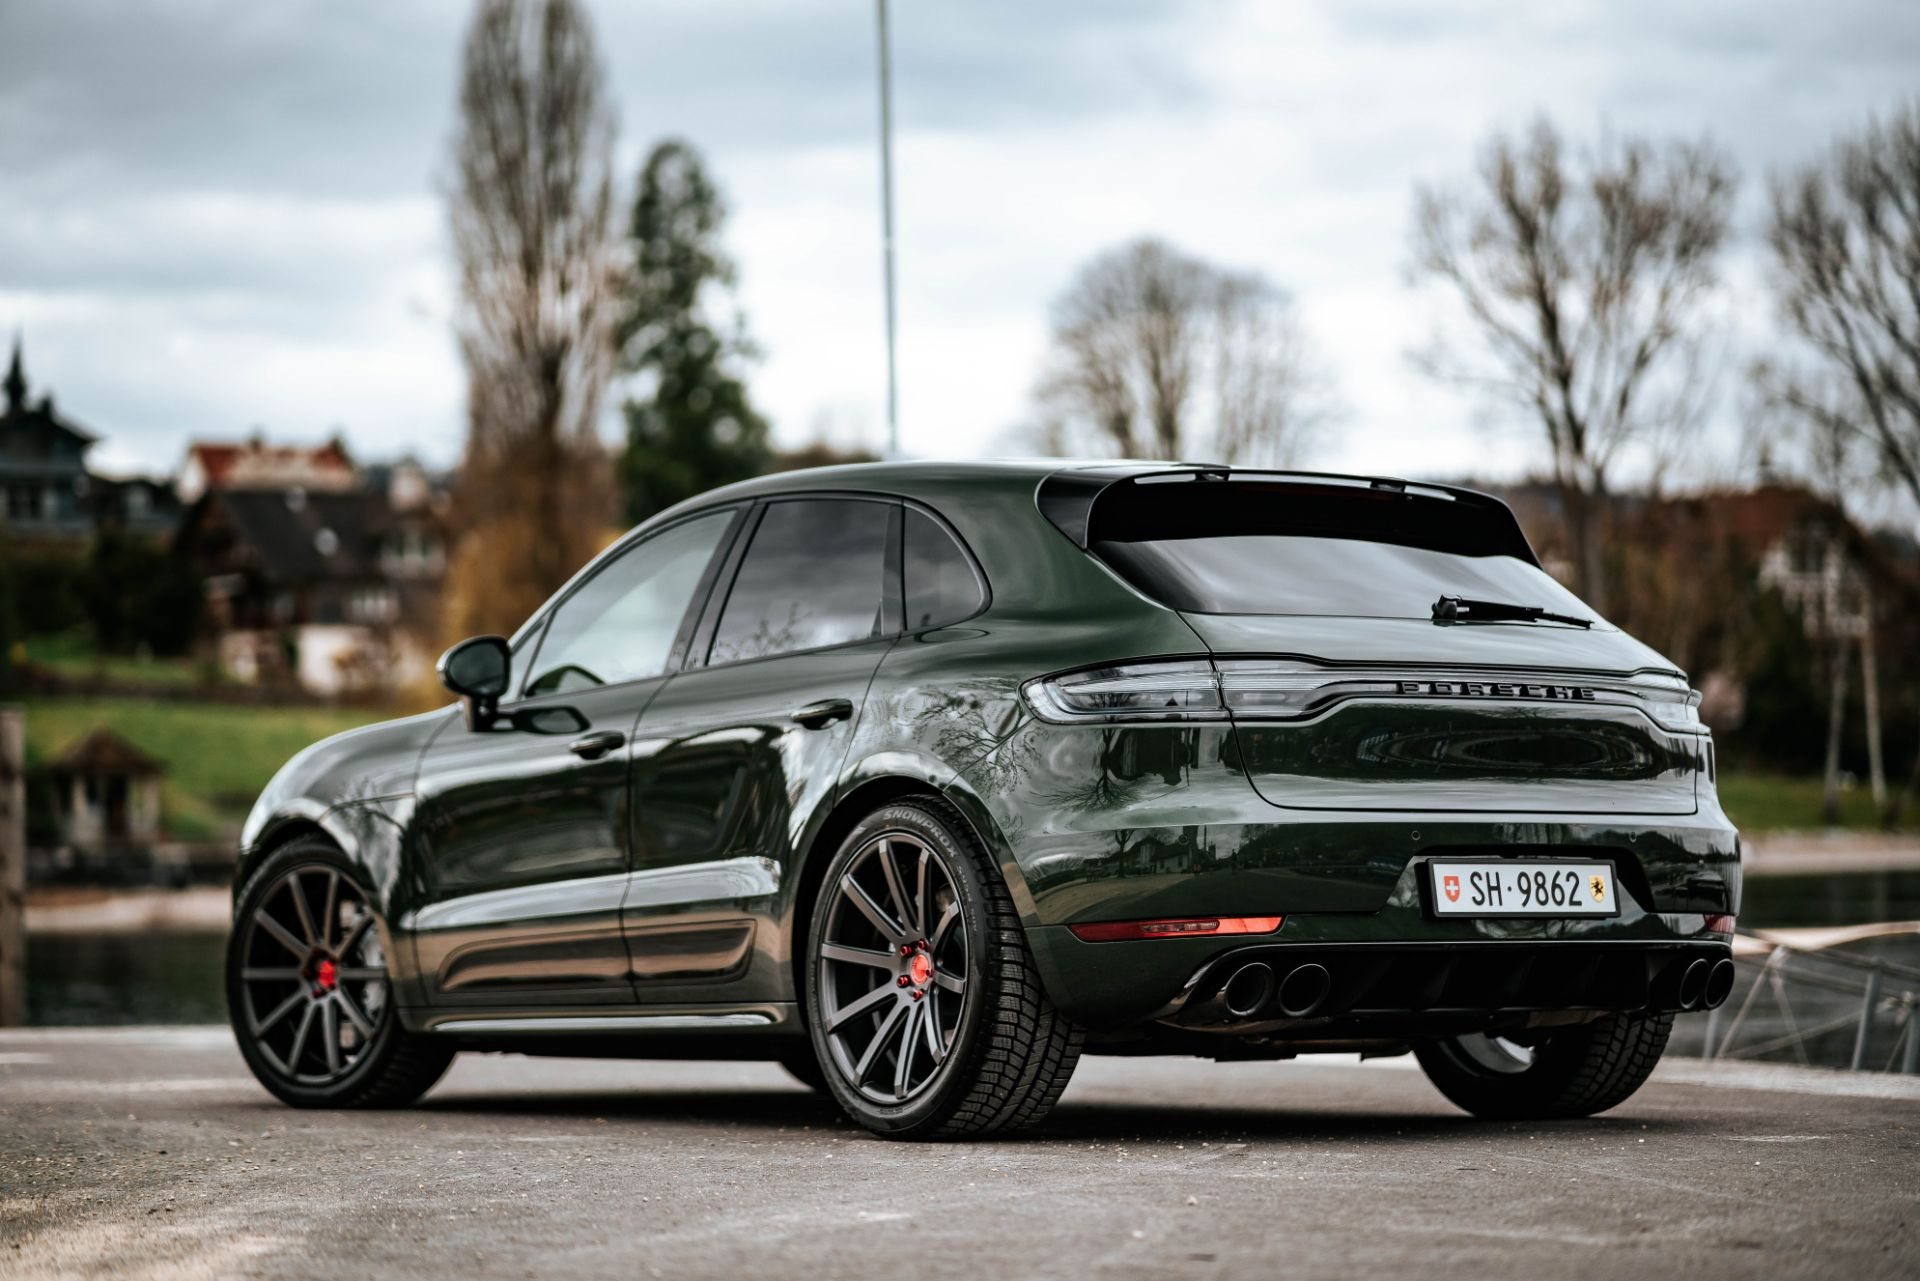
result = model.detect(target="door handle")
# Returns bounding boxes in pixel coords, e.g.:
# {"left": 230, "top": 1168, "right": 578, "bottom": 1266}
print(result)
{"left": 789, "top": 698, "right": 853, "bottom": 730}
{"left": 566, "top": 730, "right": 627, "bottom": 760}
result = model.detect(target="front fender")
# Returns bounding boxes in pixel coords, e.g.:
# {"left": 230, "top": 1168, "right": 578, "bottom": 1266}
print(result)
{"left": 234, "top": 797, "right": 428, "bottom": 1011}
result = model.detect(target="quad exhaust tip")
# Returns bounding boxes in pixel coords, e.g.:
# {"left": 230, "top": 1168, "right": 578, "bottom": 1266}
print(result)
{"left": 1678, "top": 958, "right": 1711, "bottom": 1010}
{"left": 1703, "top": 957, "right": 1736, "bottom": 1010}
{"left": 1222, "top": 962, "right": 1276, "bottom": 1017}
{"left": 1276, "top": 962, "right": 1332, "bottom": 1018}
{"left": 1220, "top": 961, "right": 1332, "bottom": 1019}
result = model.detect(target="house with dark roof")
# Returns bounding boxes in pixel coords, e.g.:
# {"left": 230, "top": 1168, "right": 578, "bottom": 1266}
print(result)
{"left": 0, "top": 335, "right": 181, "bottom": 543}
{"left": 0, "top": 335, "right": 98, "bottom": 541}
{"left": 174, "top": 461, "right": 447, "bottom": 694}
{"left": 43, "top": 728, "right": 165, "bottom": 852}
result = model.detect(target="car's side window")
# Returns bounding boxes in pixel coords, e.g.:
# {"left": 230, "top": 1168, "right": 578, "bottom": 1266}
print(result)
{"left": 903, "top": 507, "right": 986, "bottom": 631}
{"left": 708, "top": 498, "right": 894, "bottom": 665}
{"left": 521, "top": 509, "right": 735, "bottom": 698}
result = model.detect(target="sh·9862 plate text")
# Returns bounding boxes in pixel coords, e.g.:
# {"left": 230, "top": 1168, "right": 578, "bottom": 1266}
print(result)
{"left": 1428, "top": 862, "right": 1618, "bottom": 917}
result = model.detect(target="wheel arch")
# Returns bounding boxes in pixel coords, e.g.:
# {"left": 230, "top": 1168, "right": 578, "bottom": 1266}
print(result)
{"left": 233, "top": 803, "right": 398, "bottom": 916}
{"left": 786, "top": 765, "right": 1033, "bottom": 1024}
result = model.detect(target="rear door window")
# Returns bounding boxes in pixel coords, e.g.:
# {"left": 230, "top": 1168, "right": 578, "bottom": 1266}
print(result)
{"left": 903, "top": 507, "right": 986, "bottom": 631}
{"left": 1087, "top": 476, "right": 1594, "bottom": 621}
{"left": 709, "top": 498, "right": 895, "bottom": 664}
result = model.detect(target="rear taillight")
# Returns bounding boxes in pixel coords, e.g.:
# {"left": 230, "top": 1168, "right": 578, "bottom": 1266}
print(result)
{"left": 1023, "top": 660, "right": 1224, "bottom": 723}
{"left": 1024, "top": 658, "right": 1387, "bottom": 723}
{"left": 1704, "top": 914, "right": 1736, "bottom": 935}
{"left": 1214, "top": 659, "right": 1399, "bottom": 719}
{"left": 1027, "top": 657, "right": 1710, "bottom": 731}
{"left": 1068, "top": 916, "right": 1284, "bottom": 943}
{"left": 1643, "top": 688, "right": 1703, "bottom": 732}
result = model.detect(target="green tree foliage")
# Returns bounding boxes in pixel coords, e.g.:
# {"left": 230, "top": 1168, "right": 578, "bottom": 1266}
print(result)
{"left": 1728, "top": 588, "right": 1829, "bottom": 775}
{"left": 615, "top": 140, "right": 771, "bottom": 523}
{"left": 0, "top": 536, "right": 18, "bottom": 693}
{"left": 79, "top": 528, "right": 200, "bottom": 657}
{"left": 2, "top": 544, "right": 85, "bottom": 638}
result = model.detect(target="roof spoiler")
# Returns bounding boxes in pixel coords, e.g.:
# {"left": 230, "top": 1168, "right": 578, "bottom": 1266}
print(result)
{"left": 1035, "top": 465, "right": 1528, "bottom": 554}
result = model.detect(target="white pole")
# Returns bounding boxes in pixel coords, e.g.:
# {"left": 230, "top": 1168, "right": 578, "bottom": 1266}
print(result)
{"left": 875, "top": 0, "right": 900, "bottom": 458}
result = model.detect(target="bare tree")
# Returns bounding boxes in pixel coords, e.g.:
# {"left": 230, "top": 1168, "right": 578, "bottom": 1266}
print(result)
{"left": 446, "top": 0, "right": 618, "bottom": 637}
{"left": 1034, "top": 237, "right": 1330, "bottom": 466}
{"left": 1409, "top": 118, "right": 1735, "bottom": 612}
{"left": 1757, "top": 109, "right": 1920, "bottom": 831}
{"left": 1765, "top": 101, "right": 1920, "bottom": 511}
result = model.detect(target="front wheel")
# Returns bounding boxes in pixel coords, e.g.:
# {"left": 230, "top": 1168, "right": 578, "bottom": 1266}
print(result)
{"left": 1415, "top": 1012, "right": 1674, "bottom": 1120}
{"left": 227, "top": 838, "right": 454, "bottom": 1108}
{"left": 804, "top": 798, "right": 1082, "bottom": 1140}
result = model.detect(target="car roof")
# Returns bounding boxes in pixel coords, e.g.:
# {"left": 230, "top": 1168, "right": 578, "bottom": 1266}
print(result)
{"left": 661, "top": 458, "right": 1488, "bottom": 512}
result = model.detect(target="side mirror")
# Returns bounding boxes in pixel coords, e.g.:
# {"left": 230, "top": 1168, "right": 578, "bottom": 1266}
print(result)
{"left": 438, "top": 635, "right": 511, "bottom": 730}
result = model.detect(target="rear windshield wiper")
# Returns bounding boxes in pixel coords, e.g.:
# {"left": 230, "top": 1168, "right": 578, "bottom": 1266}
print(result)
{"left": 1432, "top": 595, "right": 1592, "bottom": 629}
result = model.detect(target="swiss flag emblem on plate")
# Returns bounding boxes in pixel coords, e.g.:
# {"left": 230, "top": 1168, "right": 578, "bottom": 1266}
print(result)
{"left": 1442, "top": 874, "right": 1462, "bottom": 903}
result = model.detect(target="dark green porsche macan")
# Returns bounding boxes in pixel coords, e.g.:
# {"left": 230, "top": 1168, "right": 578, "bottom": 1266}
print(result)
{"left": 227, "top": 461, "right": 1739, "bottom": 1139}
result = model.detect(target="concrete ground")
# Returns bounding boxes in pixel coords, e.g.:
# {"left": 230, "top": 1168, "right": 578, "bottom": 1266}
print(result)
{"left": 2, "top": 1029, "right": 1916, "bottom": 1281}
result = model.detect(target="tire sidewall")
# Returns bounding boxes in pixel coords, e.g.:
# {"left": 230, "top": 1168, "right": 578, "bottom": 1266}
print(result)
{"left": 226, "top": 838, "right": 401, "bottom": 1108}
{"left": 1416, "top": 1015, "right": 1664, "bottom": 1120}
{"left": 804, "top": 802, "right": 995, "bottom": 1135}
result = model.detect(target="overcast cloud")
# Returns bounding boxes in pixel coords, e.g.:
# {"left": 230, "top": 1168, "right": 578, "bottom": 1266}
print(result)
{"left": 1, "top": 0, "right": 1915, "bottom": 482}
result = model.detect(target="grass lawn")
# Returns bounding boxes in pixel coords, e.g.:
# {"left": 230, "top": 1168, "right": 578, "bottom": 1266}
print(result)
{"left": 1715, "top": 770, "right": 1912, "bottom": 833}
{"left": 20, "top": 697, "right": 387, "bottom": 842}
{"left": 23, "top": 631, "right": 212, "bottom": 689}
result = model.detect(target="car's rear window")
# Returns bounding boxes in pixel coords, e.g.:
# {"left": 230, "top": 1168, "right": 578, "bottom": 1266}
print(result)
{"left": 1085, "top": 476, "right": 1595, "bottom": 621}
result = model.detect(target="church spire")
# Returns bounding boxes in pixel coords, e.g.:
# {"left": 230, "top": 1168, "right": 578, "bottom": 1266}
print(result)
{"left": 3, "top": 330, "right": 24, "bottom": 413}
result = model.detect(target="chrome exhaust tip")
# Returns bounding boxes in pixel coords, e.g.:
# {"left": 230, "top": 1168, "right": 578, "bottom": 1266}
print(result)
{"left": 1222, "top": 962, "right": 1276, "bottom": 1018}
{"left": 1276, "top": 962, "right": 1332, "bottom": 1018}
{"left": 1702, "top": 957, "right": 1736, "bottom": 1010}
{"left": 1678, "top": 958, "right": 1711, "bottom": 1011}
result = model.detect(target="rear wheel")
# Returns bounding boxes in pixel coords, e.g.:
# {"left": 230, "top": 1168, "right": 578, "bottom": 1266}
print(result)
{"left": 1415, "top": 1012, "right": 1674, "bottom": 1120}
{"left": 227, "top": 838, "right": 454, "bottom": 1108}
{"left": 804, "top": 798, "right": 1082, "bottom": 1139}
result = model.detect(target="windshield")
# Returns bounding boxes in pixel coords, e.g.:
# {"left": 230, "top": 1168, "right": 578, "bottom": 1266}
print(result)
{"left": 1085, "top": 476, "right": 1599, "bottom": 623}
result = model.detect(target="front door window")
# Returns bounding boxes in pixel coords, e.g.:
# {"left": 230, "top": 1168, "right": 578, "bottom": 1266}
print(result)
{"left": 523, "top": 509, "right": 736, "bottom": 698}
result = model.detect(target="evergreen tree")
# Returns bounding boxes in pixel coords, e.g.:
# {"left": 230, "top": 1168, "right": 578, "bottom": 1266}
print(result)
{"left": 615, "top": 140, "right": 771, "bottom": 523}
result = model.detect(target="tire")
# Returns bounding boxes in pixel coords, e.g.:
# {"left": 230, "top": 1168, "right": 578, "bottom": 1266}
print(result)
{"left": 803, "top": 797, "right": 1083, "bottom": 1140}
{"left": 1414, "top": 1012, "right": 1674, "bottom": 1120}
{"left": 227, "top": 837, "right": 454, "bottom": 1108}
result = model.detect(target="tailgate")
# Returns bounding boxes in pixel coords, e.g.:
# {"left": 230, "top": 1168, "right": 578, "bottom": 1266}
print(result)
{"left": 1184, "top": 614, "right": 1702, "bottom": 816}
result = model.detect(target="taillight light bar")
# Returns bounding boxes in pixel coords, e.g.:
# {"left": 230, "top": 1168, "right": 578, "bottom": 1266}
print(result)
{"left": 1068, "top": 916, "right": 1284, "bottom": 943}
{"left": 1023, "top": 658, "right": 1707, "bottom": 731}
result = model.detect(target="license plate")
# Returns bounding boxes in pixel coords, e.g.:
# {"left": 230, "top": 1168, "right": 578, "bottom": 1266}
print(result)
{"left": 1428, "top": 861, "right": 1618, "bottom": 917}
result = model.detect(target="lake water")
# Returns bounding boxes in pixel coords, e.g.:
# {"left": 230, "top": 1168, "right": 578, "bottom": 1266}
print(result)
{"left": 28, "top": 930, "right": 228, "bottom": 1026}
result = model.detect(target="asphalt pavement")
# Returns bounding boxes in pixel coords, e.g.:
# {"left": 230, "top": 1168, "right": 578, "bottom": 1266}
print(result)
{"left": 2, "top": 1027, "right": 1916, "bottom": 1280}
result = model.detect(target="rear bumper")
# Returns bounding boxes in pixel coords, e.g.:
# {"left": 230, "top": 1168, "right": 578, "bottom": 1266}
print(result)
{"left": 969, "top": 719, "right": 1741, "bottom": 1031}
{"left": 1029, "top": 920, "right": 1734, "bottom": 1030}
{"left": 1160, "top": 937, "right": 1733, "bottom": 1025}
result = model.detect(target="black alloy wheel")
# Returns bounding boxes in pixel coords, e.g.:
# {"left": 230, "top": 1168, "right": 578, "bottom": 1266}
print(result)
{"left": 805, "top": 798, "right": 1083, "bottom": 1139}
{"left": 227, "top": 838, "right": 453, "bottom": 1107}
{"left": 816, "top": 826, "right": 971, "bottom": 1105}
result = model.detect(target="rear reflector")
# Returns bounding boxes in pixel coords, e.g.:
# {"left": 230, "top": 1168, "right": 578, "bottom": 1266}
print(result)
{"left": 1703, "top": 914, "right": 1736, "bottom": 935}
{"left": 1068, "top": 916, "right": 1284, "bottom": 943}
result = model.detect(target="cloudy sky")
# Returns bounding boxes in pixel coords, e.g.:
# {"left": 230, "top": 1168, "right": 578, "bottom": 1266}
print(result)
{"left": 1, "top": 0, "right": 1915, "bottom": 482}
